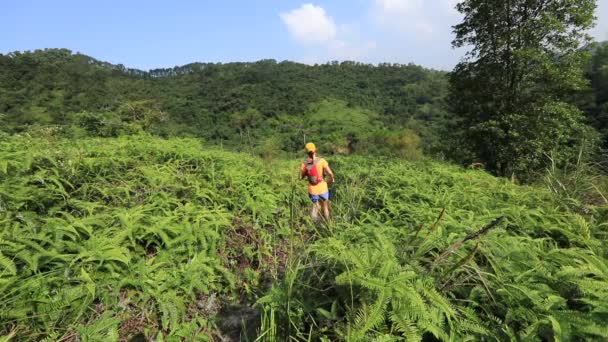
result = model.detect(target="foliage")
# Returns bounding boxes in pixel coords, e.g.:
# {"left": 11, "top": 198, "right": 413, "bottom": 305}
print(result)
{"left": 545, "top": 148, "right": 608, "bottom": 208}
{"left": 2, "top": 18, "right": 608, "bottom": 340}
{"left": 387, "top": 129, "right": 423, "bottom": 160}
{"left": 0, "top": 135, "right": 300, "bottom": 340}
{"left": 2, "top": 46, "right": 608, "bottom": 171}
{"left": 259, "top": 154, "right": 608, "bottom": 341}
{"left": 450, "top": 0, "right": 598, "bottom": 178}
{"left": 1, "top": 134, "right": 607, "bottom": 340}
{"left": 585, "top": 41, "right": 608, "bottom": 147}
{"left": 0, "top": 49, "right": 451, "bottom": 156}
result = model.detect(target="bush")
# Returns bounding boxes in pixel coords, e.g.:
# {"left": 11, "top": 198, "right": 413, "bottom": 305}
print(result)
{"left": 388, "top": 128, "right": 423, "bottom": 160}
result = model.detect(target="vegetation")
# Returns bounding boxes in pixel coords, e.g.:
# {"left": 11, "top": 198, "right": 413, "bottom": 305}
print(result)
{"left": 1, "top": 1, "right": 608, "bottom": 341}
{"left": 585, "top": 41, "right": 608, "bottom": 148}
{"left": 449, "top": 0, "right": 598, "bottom": 178}
{"left": 0, "top": 50, "right": 450, "bottom": 156}
{"left": 0, "top": 134, "right": 301, "bottom": 340}
{"left": 0, "top": 134, "right": 606, "bottom": 340}
{"left": 2, "top": 43, "right": 608, "bottom": 173}
{"left": 259, "top": 154, "right": 608, "bottom": 340}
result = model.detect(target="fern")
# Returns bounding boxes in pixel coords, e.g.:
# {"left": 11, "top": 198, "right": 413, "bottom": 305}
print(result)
{"left": 348, "top": 289, "right": 390, "bottom": 341}
{"left": 1, "top": 134, "right": 607, "bottom": 341}
{"left": 0, "top": 252, "right": 16, "bottom": 276}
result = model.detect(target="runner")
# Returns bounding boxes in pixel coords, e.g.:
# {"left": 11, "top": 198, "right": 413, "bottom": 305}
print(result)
{"left": 300, "top": 143, "right": 335, "bottom": 222}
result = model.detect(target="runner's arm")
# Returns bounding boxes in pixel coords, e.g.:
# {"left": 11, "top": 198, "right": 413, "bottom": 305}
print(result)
{"left": 300, "top": 164, "right": 307, "bottom": 179}
{"left": 324, "top": 164, "right": 335, "bottom": 183}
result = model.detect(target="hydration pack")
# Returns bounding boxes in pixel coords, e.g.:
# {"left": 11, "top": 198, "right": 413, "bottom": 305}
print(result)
{"left": 305, "top": 157, "right": 323, "bottom": 185}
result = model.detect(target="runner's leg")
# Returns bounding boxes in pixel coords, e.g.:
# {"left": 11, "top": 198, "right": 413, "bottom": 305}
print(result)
{"left": 311, "top": 201, "right": 321, "bottom": 221}
{"left": 321, "top": 199, "right": 330, "bottom": 221}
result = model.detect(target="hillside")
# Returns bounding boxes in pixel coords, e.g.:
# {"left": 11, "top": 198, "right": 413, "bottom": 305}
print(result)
{"left": 0, "top": 49, "right": 449, "bottom": 119}
{"left": 2, "top": 47, "right": 608, "bottom": 155}
{"left": 1, "top": 134, "right": 606, "bottom": 340}
{"left": 0, "top": 49, "right": 451, "bottom": 155}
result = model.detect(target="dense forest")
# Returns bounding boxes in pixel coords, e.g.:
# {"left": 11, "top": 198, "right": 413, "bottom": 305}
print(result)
{"left": 0, "top": 48, "right": 452, "bottom": 157}
{"left": 2, "top": 42, "right": 608, "bottom": 164}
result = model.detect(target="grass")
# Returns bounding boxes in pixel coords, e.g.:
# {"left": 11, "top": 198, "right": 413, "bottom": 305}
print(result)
{"left": 1, "top": 133, "right": 607, "bottom": 340}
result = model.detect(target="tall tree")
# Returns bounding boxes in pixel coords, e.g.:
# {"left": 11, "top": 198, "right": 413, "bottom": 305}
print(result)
{"left": 588, "top": 42, "right": 608, "bottom": 146}
{"left": 450, "top": 0, "right": 598, "bottom": 178}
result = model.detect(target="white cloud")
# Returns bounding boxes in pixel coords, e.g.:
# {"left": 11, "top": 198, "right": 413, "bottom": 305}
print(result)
{"left": 372, "top": 0, "right": 433, "bottom": 37}
{"left": 280, "top": 4, "right": 337, "bottom": 44}
{"left": 279, "top": 1, "right": 468, "bottom": 67}
{"left": 281, "top": 4, "right": 376, "bottom": 62}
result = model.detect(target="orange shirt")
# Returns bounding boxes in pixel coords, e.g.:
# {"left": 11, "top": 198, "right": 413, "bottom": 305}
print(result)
{"left": 301, "top": 158, "right": 329, "bottom": 195}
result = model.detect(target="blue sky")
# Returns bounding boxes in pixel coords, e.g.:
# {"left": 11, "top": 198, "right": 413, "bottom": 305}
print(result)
{"left": 1, "top": 0, "right": 607, "bottom": 71}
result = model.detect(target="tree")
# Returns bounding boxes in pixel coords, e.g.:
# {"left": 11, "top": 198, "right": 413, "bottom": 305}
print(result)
{"left": 229, "top": 108, "right": 262, "bottom": 154}
{"left": 388, "top": 128, "right": 423, "bottom": 160}
{"left": 587, "top": 42, "right": 608, "bottom": 146}
{"left": 118, "top": 100, "right": 166, "bottom": 131}
{"left": 450, "top": 0, "right": 598, "bottom": 178}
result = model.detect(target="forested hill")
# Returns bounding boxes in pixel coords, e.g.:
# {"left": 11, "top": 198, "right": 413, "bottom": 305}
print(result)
{"left": 0, "top": 48, "right": 448, "bottom": 118}
{"left": 1, "top": 46, "right": 607, "bottom": 155}
{"left": 0, "top": 48, "right": 451, "bottom": 154}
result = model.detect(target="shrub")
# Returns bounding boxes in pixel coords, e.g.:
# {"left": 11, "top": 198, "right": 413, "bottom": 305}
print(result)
{"left": 388, "top": 128, "right": 423, "bottom": 160}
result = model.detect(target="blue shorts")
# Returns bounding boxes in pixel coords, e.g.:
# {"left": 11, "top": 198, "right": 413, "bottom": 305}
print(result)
{"left": 309, "top": 191, "right": 330, "bottom": 203}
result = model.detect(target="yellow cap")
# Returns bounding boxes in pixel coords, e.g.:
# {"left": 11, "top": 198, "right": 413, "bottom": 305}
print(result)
{"left": 305, "top": 142, "right": 316, "bottom": 152}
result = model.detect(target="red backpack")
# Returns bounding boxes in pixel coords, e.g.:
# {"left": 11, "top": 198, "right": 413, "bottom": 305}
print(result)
{"left": 305, "top": 157, "right": 323, "bottom": 185}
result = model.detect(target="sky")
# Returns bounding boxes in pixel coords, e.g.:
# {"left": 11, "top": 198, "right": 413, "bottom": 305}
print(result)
{"left": 1, "top": 0, "right": 607, "bottom": 71}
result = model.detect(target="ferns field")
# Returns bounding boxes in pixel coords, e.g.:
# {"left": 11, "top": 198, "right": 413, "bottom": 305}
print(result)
{"left": 0, "top": 133, "right": 606, "bottom": 341}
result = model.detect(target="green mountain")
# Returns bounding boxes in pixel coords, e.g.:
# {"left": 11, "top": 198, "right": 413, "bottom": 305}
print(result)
{"left": 0, "top": 48, "right": 452, "bottom": 155}
{"left": 2, "top": 47, "right": 608, "bottom": 154}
